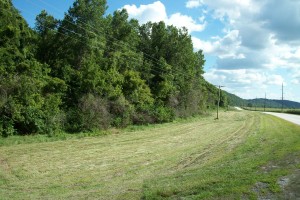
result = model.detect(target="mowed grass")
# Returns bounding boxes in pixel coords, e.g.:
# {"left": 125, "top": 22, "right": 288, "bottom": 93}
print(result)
{"left": 0, "top": 111, "right": 299, "bottom": 199}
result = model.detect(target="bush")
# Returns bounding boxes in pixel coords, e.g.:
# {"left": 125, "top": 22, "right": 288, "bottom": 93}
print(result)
{"left": 153, "top": 105, "right": 174, "bottom": 123}
{"left": 109, "top": 96, "right": 134, "bottom": 127}
{"left": 65, "top": 109, "right": 83, "bottom": 133}
{"left": 79, "top": 94, "right": 111, "bottom": 131}
{"left": 0, "top": 119, "right": 15, "bottom": 137}
{"left": 42, "top": 94, "right": 65, "bottom": 135}
{"left": 132, "top": 110, "right": 156, "bottom": 125}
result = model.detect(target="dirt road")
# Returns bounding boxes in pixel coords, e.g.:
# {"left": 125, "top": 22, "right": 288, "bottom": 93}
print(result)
{"left": 263, "top": 112, "right": 300, "bottom": 126}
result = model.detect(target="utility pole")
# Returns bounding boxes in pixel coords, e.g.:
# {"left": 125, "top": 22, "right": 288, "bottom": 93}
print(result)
{"left": 264, "top": 92, "right": 266, "bottom": 112}
{"left": 281, "top": 83, "right": 284, "bottom": 112}
{"left": 216, "top": 85, "right": 225, "bottom": 119}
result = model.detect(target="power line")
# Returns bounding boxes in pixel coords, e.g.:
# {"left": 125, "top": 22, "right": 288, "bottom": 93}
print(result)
{"left": 18, "top": 0, "right": 213, "bottom": 105}
{"left": 26, "top": 0, "right": 196, "bottom": 78}
{"left": 18, "top": 7, "right": 195, "bottom": 81}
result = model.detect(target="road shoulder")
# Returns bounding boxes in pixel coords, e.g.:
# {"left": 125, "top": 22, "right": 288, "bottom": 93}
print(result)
{"left": 263, "top": 112, "right": 300, "bottom": 126}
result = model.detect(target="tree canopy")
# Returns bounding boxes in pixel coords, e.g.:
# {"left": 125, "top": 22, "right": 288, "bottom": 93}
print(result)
{"left": 0, "top": 0, "right": 227, "bottom": 136}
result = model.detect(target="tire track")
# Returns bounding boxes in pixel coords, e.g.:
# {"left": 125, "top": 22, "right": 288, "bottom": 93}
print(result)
{"left": 173, "top": 113, "right": 257, "bottom": 170}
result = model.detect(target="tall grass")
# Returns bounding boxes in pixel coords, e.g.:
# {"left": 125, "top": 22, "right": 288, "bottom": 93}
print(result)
{"left": 0, "top": 130, "right": 110, "bottom": 147}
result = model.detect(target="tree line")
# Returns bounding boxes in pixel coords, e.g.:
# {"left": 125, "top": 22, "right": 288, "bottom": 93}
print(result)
{"left": 0, "top": 0, "right": 227, "bottom": 136}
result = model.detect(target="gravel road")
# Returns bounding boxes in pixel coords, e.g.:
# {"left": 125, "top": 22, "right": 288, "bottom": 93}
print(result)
{"left": 263, "top": 112, "right": 300, "bottom": 126}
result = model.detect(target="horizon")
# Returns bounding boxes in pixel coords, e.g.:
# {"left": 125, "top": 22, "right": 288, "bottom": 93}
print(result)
{"left": 12, "top": 0, "right": 300, "bottom": 102}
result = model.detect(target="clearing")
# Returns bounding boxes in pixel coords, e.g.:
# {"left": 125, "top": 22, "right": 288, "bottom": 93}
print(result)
{"left": 0, "top": 111, "right": 300, "bottom": 199}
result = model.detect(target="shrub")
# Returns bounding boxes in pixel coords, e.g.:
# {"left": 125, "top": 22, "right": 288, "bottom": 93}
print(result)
{"left": 109, "top": 96, "right": 134, "bottom": 127}
{"left": 0, "top": 119, "right": 15, "bottom": 137}
{"left": 79, "top": 94, "right": 111, "bottom": 131}
{"left": 132, "top": 110, "right": 156, "bottom": 125}
{"left": 42, "top": 94, "right": 65, "bottom": 136}
{"left": 153, "top": 105, "right": 174, "bottom": 123}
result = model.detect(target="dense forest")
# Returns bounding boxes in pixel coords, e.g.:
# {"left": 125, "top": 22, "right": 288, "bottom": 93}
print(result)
{"left": 0, "top": 0, "right": 227, "bottom": 137}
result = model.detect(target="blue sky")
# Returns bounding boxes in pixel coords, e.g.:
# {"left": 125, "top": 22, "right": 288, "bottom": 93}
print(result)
{"left": 12, "top": 0, "right": 300, "bottom": 102}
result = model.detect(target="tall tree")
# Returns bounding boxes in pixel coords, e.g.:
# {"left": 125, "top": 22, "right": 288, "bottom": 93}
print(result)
{"left": 35, "top": 10, "right": 58, "bottom": 64}
{"left": 0, "top": 0, "right": 65, "bottom": 136}
{"left": 57, "top": 0, "right": 107, "bottom": 69}
{"left": 104, "top": 10, "right": 155, "bottom": 125}
{"left": 1, "top": 0, "right": 224, "bottom": 135}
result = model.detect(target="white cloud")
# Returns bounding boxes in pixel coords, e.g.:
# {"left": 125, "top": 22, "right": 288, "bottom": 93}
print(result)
{"left": 188, "top": 0, "right": 300, "bottom": 101}
{"left": 204, "top": 69, "right": 288, "bottom": 99}
{"left": 291, "top": 71, "right": 300, "bottom": 85}
{"left": 266, "top": 75, "right": 284, "bottom": 86}
{"left": 123, "top": 1, "right": 206, "bottom": 33}
{"left": 124, "top": 0, "right": 300, "bottom": 101}
{"left": 187, "top": 0, "right": 300, "bottom": 72}
{"left": 292, "top": 79, "right": 299, "bottom": 84}
{"left": 214, "top": 30, "right": 242, "bottom": 59}
{"left": 204, "top": 69, "right": 265, "bottom": 99}
{"left": 123, "top": 1, "right": 167, "bottom": 24}
{"left": 192, "top": 37, "right": 215, "bottom": 53}
{"left": 199, "top": 15, "right": 205, "bottom": 23}
{"left": 168, "top": 13, "right": 206, "bottom": 33}
{"left": 204, "top": 69, "right": 264, "bottom": 86}
{"left": 263, "top": 37, "right": 300, "bottom": 70}
{"left": 186, "top": 0, "right": 203, "bottom": 8}
{"left": 192, "top": 29, "right": 242, "bottom": 59}
{"left": 186, "top": 0, "right": 256, "bottom": 22}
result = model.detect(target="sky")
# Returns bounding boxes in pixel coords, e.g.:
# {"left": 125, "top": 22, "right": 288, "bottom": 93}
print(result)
{"left": 12, "top": 0, "right": 300, "bottom": 102}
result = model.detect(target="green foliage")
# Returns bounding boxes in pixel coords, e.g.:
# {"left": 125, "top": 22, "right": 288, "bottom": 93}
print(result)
{"left": 0, "top": 0, "right": 65, "bottom": 136}
{"left": 1, "top": 0, "right": 225, "bottom": 136}
{"left": 153, "top": 105, "right": 174, "bottom": 123}
{"left": 79, "top": 94, "right": 111, "bottom": 130}
{"left": 34, "top": 10, "right": 58, "bottom": 63}
{"left": 123, "top": 70, "right": 153, "bottom": 109}
{"left": 109, "top": 96, "right": 134, "bottom": 127}
{"left": 42, "top": 94, "right": 65, "bottom": 135}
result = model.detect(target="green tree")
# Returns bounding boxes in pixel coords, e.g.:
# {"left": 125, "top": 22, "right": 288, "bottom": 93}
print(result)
{"left": 1, "top": 0, "right": 224, "bottom": 136}
{"left": 0, "top": 0, "right": 65, "bottom": 136}
{"left": 50, "top": 0, "right": 110, "bottom": 131}
{"left": 35, "top": 10, "right": 58, "bottom": 64}
{"left": 138, "top": 21, "right": 208, "bottom": 118}
{"left": 105, "top": 9, "right": 155, "bottom": 125}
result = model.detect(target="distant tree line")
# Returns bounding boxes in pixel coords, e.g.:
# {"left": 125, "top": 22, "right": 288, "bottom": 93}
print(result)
{"left": 0, "top": 0, "right": 227, "bottom": 136}
{"left": 224, "top": 91, "right": 300, "bottom": 109}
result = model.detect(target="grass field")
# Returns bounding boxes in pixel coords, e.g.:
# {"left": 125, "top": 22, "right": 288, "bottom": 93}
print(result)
{"left": 0, "top": 111, "right": 300, "bottom": 199}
